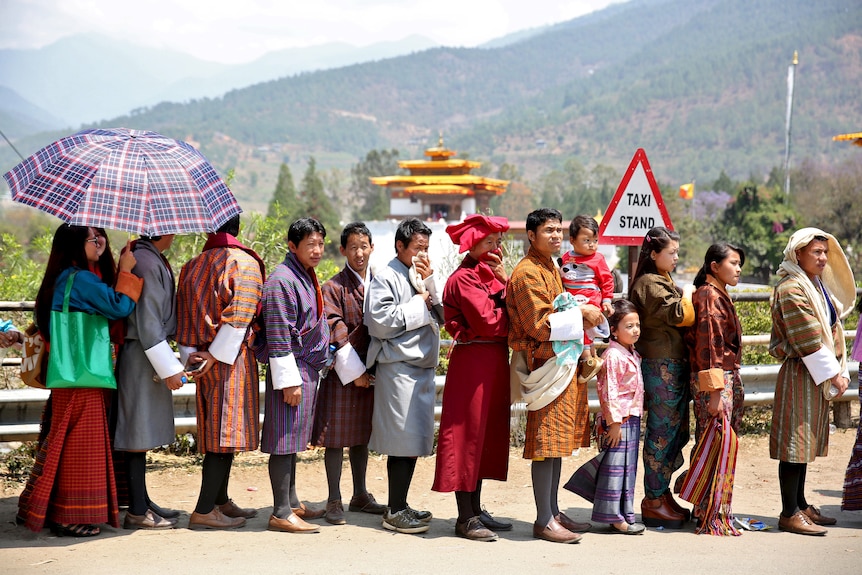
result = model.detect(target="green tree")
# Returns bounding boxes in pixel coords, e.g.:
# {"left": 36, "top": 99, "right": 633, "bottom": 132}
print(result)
{"left": 300, "top": 157, "right": 339, "bottom": 246}
{"left": 350, "top": 149, "right": 402, "bottom": 221}
{"left": 267, "top": 163, "right": 302, "bottom": 223}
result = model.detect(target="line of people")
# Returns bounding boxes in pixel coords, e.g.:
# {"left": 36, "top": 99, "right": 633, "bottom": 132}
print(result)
{"left": 6, "top": 211, "right": 862, "bottom": 542}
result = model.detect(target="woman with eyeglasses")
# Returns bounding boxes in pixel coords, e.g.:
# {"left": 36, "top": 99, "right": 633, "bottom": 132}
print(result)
{"left": 17, "top": 225, "right": 141, "bottom": 537}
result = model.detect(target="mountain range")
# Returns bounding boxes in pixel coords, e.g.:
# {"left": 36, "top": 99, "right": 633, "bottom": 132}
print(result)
{"left": 1, "top": 0, "right": 860, "bottom": 214}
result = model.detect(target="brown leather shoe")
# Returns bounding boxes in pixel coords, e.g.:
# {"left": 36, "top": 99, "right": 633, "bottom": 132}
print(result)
{"left": 268, "top": 513, "right": 320, "bottom": 533}
{"left": 292, "top": 502, "right": 325, "bottom": 520}
{"left": 662, "top": 491, "right": 691, "bottom": 522}
{"left": 778, "top": 511, "right": 827, "bottom": 535}
{"left": 455, "top": 516, "right": 498, "bottom": 542}
{"left": 801, "top": 505, "right": 837, "bottom": 526}
{"left": 189, "top": 508, "right": 246, "bottom": 530}
{"left": 532, "top": 517, "right": 582, "bottom": 544}
{"left": 217, "top": 499, "right": 258, "bottom": 519}
{"left": 348, "top": 492, "right": 387, "bottom": 515}
{"left": 641, "top": 495, "right": 685, "bottom": 529}
{"left": 325, "top": 500, "right": 346, "bottom": 525}
{"left": 124, "top": 509, "right": 177, "bottom": 530}
{"left": 555, "top": 512, "right": 592, "bottom": 533}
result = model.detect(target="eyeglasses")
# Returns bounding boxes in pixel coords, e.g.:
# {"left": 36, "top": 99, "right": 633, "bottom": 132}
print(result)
{"left": 86, "top": 236, "right": 103, "bottom": 245}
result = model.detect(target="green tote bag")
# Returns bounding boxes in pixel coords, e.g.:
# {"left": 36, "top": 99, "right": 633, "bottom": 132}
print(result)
{"left": 45, "top": 270, "right": 117, "bottom": 390}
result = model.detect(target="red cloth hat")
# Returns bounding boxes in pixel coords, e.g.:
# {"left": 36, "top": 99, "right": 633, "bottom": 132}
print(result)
{"left": 446, "top": 214, "right": 510, "bottom": 253}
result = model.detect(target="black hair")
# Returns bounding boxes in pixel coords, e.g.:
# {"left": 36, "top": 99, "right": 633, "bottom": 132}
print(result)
{"left": 526, "top": 208, "right": 563, "bottom": 234}
{"left": 217, "top": 214, "right": 241, "bottom": 237}
{"left": 341, "top": 221, "right": 372, "bottom": 248}
{"left": 394, "top": 218, "right": 431, "bottom": 250}
{"left": 35, "top": 224, "right": 116, "bottom": 340}
{"left": 568, "top": 214, "right": 599, "bottom": 238}
{"left": 288, "top": 217, "right": 326, "bottom": 246}
{"left": 608, "top": 299, "right": 638, "bottom": 341}
{"left": 632, "top": 226, "right": 681, "bottom": 283}
{"left": 693, "top": 243, "right": 746, "bottom": 287}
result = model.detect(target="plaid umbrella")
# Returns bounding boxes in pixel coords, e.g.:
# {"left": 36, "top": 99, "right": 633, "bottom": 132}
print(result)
{"left": 3, "top": 127, "right": 241, "bottom": 236}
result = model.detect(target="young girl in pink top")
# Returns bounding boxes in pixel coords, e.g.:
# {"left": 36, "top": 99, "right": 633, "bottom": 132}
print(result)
{"left": 566, "top": 299, "right": 646, "bottom": 534}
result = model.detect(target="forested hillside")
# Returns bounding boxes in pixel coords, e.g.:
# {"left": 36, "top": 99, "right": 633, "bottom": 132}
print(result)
{"left": 1, "top": 0, "right": 859, "bottom": 209}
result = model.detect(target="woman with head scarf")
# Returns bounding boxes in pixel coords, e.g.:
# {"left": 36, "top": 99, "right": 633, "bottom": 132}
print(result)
{"left": 770, "top": 228, "right": 855, "bottom": 536}
{"left": 431, "top": 214, "right": 512, "bottom": 542}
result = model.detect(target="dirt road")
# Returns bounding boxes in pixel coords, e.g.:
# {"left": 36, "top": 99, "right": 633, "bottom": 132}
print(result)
{"left": 2, "top": 430, "right": 860, "bottom": 575}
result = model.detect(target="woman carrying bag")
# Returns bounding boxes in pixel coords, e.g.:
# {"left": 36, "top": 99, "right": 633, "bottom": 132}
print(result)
{"left": 18, "top": 224, "right": 141, "bottom": 537}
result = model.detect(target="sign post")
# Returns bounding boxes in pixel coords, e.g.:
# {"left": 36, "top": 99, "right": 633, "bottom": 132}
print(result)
{"left": 598, "top": 149, "right": 674, "bottom": 294}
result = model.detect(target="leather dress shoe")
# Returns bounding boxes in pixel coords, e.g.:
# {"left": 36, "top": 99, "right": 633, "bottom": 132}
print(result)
{"left": 801, "top": 505, "right": 837, "bottom": 526}
{"left": 778, "top": 511, "right": 827, "bottom": 536}
{"left": 148, "top": 500, "right": 180, "bottom": 520}
{"left": 291, "top": 502, "right": 325, "bottom": 520}
{"left": 478, "top": 508, "right": 513, "bottom": 531}
{"left": 663, "top": 491, "right": 691, "bottom": 522}
{"left": 268, "top": 513, "right": 320, "bottom": 533}
{"left": 456, "top": 516, "right": 498, "bottom": 542}
{"left": 641, "top": 495, "right": 685, "bottom": 529}
{"left": 325, "top": 500, "right": 346, "bottom": 525}
{"left": 556, "top": 512, "right": 591, "bottom": 533}
{"left": 532, "top": 518, "right": 582, "bottom": 544}
{"left": 189, "top": 508, "right": 246, "bottom": 530}
{"left": 124, "top": 509, "right": 177, "bottom": 530}
{"left": 348, "top": 492, "right": 387, "bottom": 515}
{"left": 217, "top": 499, "right": 258, "bottom": 519}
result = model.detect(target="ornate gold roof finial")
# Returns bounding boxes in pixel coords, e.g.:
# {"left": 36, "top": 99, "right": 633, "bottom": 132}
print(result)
{"left": 792, "top": 50, "right": 798, "bottom": 65}
{"left": 438, "top": 132, "right": 444, "bottom": 148}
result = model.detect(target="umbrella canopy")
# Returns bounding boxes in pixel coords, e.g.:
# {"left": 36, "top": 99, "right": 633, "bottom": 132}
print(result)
{"left": 3, "top": 127, "right": 241, "bottom": 236}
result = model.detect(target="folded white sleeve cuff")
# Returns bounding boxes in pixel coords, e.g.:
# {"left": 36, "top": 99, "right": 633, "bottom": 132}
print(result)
{"left": 334, "top": 342, "right": 366, "bottom": 385}
{"left": 209, "top": 324, "right": 246, "bottom": 365}
{"left": 424, "top": 273, "right": 443, "bottom": 306}
{"left": 404, "top": 294, "right": 431, "bottom": 331}
{"left": 548, "top": 307, "right": 584, "bottom": 341}
{"left": 178, "top": 345, "right": 197, "bottom": 366}
{"left": 144, "top": 340, "right": 185, "bottom": 380}
{"left": 801, "top": 346, "right": 841, "bottom": 385}
{"left": 271, "top": 353, "right": 302, "bottom": 389}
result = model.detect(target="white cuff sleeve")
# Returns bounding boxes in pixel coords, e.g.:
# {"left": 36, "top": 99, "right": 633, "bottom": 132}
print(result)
{"left": 404, "top": 294, "right": 431, "bottom": 331}
{"left": 178, "top": 345, "right": 197, "bottom": 366}
{"left": 144, "top": 340, "right": 185, "bottom": 380}
{"left": 424, "top": 273, "right": 443, "bottom": 306}
{"left": 209, "top": 324, "right": 247, "bottom": 365}
{"left": 271, "top": 353, "right": 302, "bottom": 389}
{"left": 548, "top": 307, "right": 584, "bottom": 342}
{"left": 334, "top": 342, "right": 366, "bottom": 386}
{"left": 801, "top": 346, "right": 841, "bottom": 385}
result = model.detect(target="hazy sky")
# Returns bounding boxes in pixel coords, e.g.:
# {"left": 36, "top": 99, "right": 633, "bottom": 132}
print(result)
{"left": 1, "top": 0, "right": 622, "bottom": 63}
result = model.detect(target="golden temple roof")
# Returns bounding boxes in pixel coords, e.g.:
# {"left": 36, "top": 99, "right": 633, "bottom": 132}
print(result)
{"left": 834, "top": 132, "right": 862, "bottom": 147}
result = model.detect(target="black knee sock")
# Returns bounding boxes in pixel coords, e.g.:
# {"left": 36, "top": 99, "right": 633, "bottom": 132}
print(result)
{"left": 127, "top": 452, "right": 148, "bottom": 515}
{"left": 214, "top": 453, "right": 234, "bottom": 506}
{"left": 779, "top": 461, "right": 804, "bottom": 517}
{"left": 455, "top": 491, "right": 474, "bottom": 522}
{"left": 797, "top": 463, "right": 809, "bottom": 510}
{"left": 287, "top": 453, "right": 301, "bottom": 508}
{"left": 195, "top": 453, "right": 233, "bottom": 515}
{"left": 387, "top": 456, "right": 416, "bottom": 513}
{"left": 470, "top": 480, "right": 483, "bottom": 515}
{"left": 532, "top": 459, "right": 555, "bottom": 526}
{"left": 348, "top": 444, "right": 369, "bottom": 497}
{"left": 325, "top": 448, "right": 344, "bottom": 502}
{"left": 550, "top": 458, "right": 562, "bottom": 516}
{"left": 269, "top": 454, "right": 295, "bottom": 518}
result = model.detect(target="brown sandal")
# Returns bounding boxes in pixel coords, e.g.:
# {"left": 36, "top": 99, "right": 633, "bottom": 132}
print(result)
{"left": 50, "top": 523, "right": 100, "bottom": 537}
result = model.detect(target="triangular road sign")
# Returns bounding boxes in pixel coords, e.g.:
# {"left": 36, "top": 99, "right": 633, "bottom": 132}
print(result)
{"left": 599, "top": 149, "right": 673, "bottom": 246}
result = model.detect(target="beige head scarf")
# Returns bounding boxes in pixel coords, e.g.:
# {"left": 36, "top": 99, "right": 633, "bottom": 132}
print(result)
{"left": 777, "top": 227, "right": 856, "bottom": 368}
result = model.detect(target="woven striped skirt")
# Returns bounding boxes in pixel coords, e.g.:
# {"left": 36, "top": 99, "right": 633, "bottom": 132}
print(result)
{"left": 842, "top": 377, "right": 862, "bottom": 511}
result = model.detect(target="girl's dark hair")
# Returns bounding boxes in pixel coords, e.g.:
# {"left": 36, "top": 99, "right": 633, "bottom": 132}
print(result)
{"left": 693, "top": 243, "right": 746, "bottom": 287}
{"left": 632, "top": 226, "right": 680, "bottom": 283}
{"left": 608, "top": 299, "right": 638, "bottom": 340}
{"left": 568, "top": 214, "right": 598, "bottom": 238}
{"left": 35, "top": 225, "right": 116, "bottom": 340}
